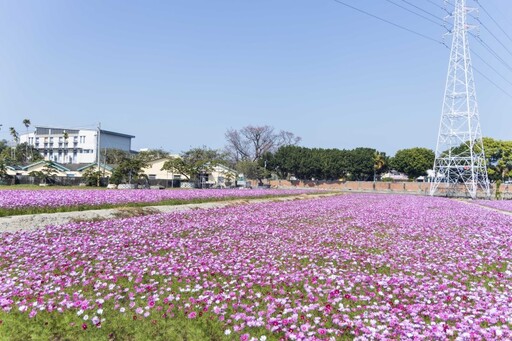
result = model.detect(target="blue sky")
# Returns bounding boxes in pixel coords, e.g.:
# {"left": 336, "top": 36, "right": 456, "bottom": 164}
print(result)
{"left": 1, "top": 0, "right": 511, "bottom": 155}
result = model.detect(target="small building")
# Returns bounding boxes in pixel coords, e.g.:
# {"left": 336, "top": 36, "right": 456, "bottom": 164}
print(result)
{"left": 380, "top": 170, "right": 409, "bottom": 181}
{"left": 206, "top": 164, "right": 237, "bottom": 188}
{"left": 141, "top": 156, "right": 182, "bottom": 182}
{"left": 140, "top": 157, "right": 237, "bottom": 188}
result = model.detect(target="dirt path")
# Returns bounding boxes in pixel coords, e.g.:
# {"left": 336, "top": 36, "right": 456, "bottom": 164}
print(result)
{"left": 0, "top": 192, "right": 340, "bottom": 233}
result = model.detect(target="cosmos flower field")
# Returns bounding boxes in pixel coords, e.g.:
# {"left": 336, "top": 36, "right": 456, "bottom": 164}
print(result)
{"left": 1, "top": 193, "right": 511, "bottom": 340}
{"left": 0, "top": 188, "right": 314, "bottom": 216}
{"left": 475, "top": 200, "right": 512, "bottom": 213}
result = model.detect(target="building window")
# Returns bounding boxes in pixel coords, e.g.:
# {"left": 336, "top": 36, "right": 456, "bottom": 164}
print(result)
{"left": 79, "top": 136, "right": 86, "bottom": 143}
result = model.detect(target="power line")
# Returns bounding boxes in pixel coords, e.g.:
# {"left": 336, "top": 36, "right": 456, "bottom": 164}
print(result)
{"left": 471, "top": 16, "right": 512, "bottom": 58}
{"left": 471, "top": 49, "right": 512, "bottom": 87}
{"left": 331, "top": 0, "right": 446, "bottom": 45}
{"left": 423, "top": 0, "right": 453, "bottom": 13}
{"left": 399, "top": 0, "right": 446, "bottom": 23}
{"left": 470, "top": 32, "right": 512, "bottom": 74}
{"left": 383, "top": 0, "right": 446, "bottom": 27}
{"left": 474, "top": 0, "right": 512, "bottom": 45}
{"left": 473, "top": 65, "right": 512, "bottom": 99}
{"left": 330, "top": 0, "right": 512, "bottom": 99}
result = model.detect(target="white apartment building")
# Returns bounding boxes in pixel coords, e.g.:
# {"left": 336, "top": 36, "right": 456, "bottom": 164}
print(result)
{"left": 20, "top": 126, "right": 135, "bottom": 164}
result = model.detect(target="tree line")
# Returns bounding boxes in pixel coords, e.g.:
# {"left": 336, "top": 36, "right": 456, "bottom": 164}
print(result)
{"left": 1, "top": 122, "right": 512, "bottom": 185}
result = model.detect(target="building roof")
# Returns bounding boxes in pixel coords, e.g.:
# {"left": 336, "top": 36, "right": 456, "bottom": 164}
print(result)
{"left": 26, "top": 126, "right": 135, "bottom": 139}
{"left": 22, "top": 161, "right": 71, "bottom": 172}
{"left": 100, "top": 129, "right": 135, "bottom": 139}
{"left": 76, "top": 163, "right": 114, "bottom": 172}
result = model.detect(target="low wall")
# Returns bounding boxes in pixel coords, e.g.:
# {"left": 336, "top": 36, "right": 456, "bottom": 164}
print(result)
{"left": 261, "top": 179, "right": 512, "bottom": 198}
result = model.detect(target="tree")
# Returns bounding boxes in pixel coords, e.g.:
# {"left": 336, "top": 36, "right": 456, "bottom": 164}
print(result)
{"left": 442, "top": 137, "right": 512, "bottom": 181}
{"left": 373, "top": 151, "right": 388, "bottom": 181}
{"left": 390, "top": 147, "right": 435, "bottom": 179}
{"left": 136, "top": 149, "right": 170, "bottom": 163}
{"left": 81, "top": 168, "right": 103, "bottom": 186}
{"left": 110, "top": 157, "right": 148, "bottom": 185}
{"left": 0, "top": 139, "right": 9, "bottom": 157}
{"left": 9, "top": 127, "right": 19, "bottom": 160}
{"left": 28, "top": 161, "right": 58, "bottom": 184}
{"left": 22, "top": 119, "right": 31, "bottom": 162}
{"left": 0, "top": 161, "right": 11, "bottom": 184}
{"left": 225, "top": 125, "right": 301, "bottom": 163}
{"left": 161, "top": 146, "right": 228, "bottom": 182}
{"left": 344, "top": 148, "right": 377, "bottom": 181}
{"left": 0, "top": 142, "right": 42, "bottom": 166}
{"left": 104, "top": 149, "right": 131, "bottom": 165}
{"left": 480, "top": 137, "right": 512, "bottom": 181}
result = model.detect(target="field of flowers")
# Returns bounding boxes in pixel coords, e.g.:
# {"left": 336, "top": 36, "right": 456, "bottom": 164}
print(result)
{"left": 475, "top": 200, "right": 512, "bottom": 213}
{"left": 0, "top": 188, "right": 314, "bottom": 216}
{"left": 1, "top": 193, "right": 511, "bottom": 340}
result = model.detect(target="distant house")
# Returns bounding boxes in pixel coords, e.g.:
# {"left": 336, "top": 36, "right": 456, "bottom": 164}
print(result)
{"left": 380, "top": 170, "right": 409, "bottom": 181}
{"left": 19, "top": 126, "right": 135, "bottom": 164}
{"left": 141, "top": 156, "right": 183, "bottom": 182}
{"left": 5, "top": 165, "right": 23, "bottom": 177}
{"left": 76, "top": 163, "right": 114, "bottom": 177}
{"left": 140, "top": 157, "right": 237, "bottom": 188}
{"left": 205, "top": 164, "right": 237, "bottom": 188}
{"left": 22, "top": 160, "right": 72, "bottom": 177}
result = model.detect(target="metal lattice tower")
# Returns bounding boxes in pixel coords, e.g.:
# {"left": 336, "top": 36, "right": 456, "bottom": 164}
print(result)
{"left": 430, "top": 0, "right": 490, "bottom": 199}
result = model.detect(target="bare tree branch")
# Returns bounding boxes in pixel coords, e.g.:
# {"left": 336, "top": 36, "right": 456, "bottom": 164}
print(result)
{"left": 225, "top": 125, "right": 301, "bottom": 163}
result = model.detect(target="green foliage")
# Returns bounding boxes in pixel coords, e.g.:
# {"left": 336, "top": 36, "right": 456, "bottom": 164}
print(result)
{"left": 161, "top": 146, "right": 228, "bottom": 182}
{"left": 110, "top": 158, "right": 148, "bottom": 185}
{"left": 236, "top": 160, "right": 261, "bottom": 180}
{"left": 346, "top": 147, "right": 378, "bottom": 181}
{"left": 0, "top": 139, "right": 9, "bottom": 156}
{"left": 495, "top": 179, "right": 502, "bottom": 200}
{"left": 136, "top": 149, "right": 170, "bottom": 163}
{"left": 0, "top": 143, "right": 42, "bottom": 166}
{"left": 390, "top": 147, "right": 435, "bottom": 179}
{"left": 0, "top": 161, "right": 11, "bottom": 184}
{"left": 446, "top": 137, "right": 512, "bottom": 181}
{"left": 81, "top": 168, "right": 103, "bottom": 186}
{"left": 0, "top": 306, "right": 226, "bottom": 341}
{"left": 104, "top": 149, "right": 131, "bottom": 165}
{"left": 481, "top": 137, "right": 512, "bottom": 181}
{"left": 266, "top": 146, "right": 384, "bottom": 181}
{"left": 28, "top": 162, "right": 59, "bottom": 184}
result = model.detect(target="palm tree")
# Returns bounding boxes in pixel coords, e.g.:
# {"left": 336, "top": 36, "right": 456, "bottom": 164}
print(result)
{"left": 63, "top": 131, "right": 69, "bottom": 163}
{"left": 9, "top": 127, "right": 19, "bottom": 160}
{"left": 22, "top": 119, "right": 31, "bottom": 162}
{"left": 373, "top": 152, "right": 386, "bottom": 183}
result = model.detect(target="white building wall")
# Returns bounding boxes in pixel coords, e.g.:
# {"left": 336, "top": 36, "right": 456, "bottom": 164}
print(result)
{"left": 19, "top": 127, "right": 134, "bottom": 164}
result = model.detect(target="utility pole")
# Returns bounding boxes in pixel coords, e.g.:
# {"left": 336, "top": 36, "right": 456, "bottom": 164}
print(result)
{"left": 430, "top": 0, "right": 490, "bottom": 199}
{"left": 97, "top": 122, "right": 101, "bottom": 186}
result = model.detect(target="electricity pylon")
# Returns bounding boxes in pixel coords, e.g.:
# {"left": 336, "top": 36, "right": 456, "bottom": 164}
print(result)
{"left": 430, "top": 0, "right": 490, "bottom": 199}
